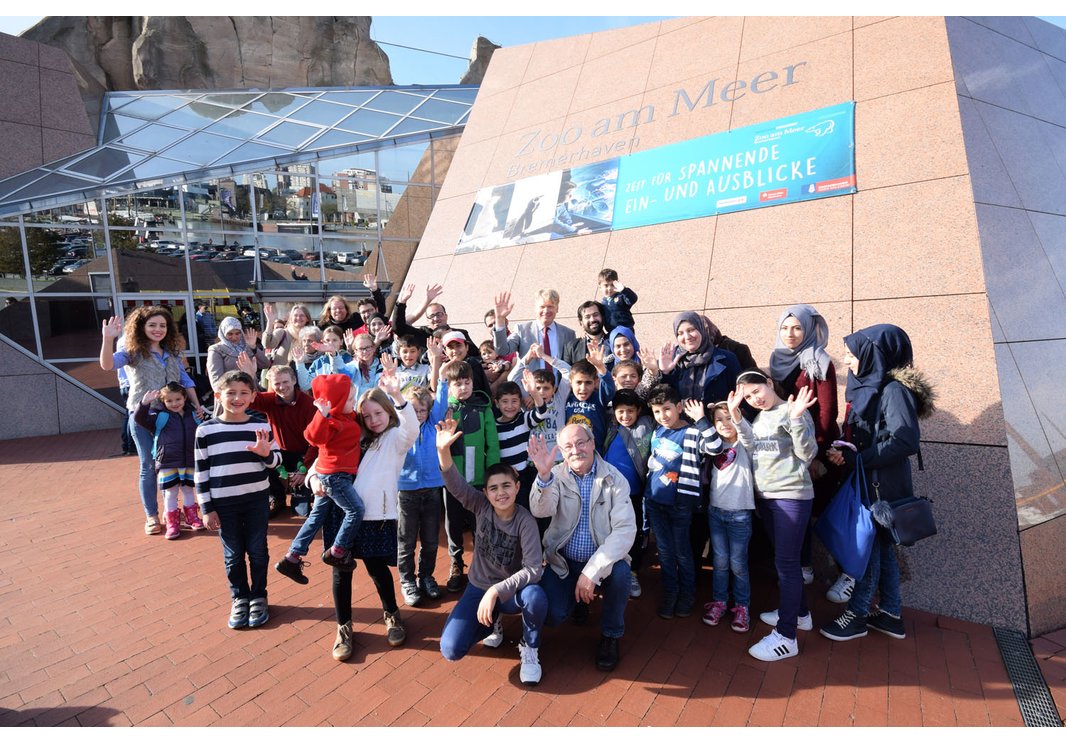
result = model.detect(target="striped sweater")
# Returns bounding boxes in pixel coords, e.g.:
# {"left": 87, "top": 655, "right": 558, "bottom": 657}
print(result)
{"left": 645, "top": 419, "right": 722, "bottom": 506}
{"left": 496, "top": 405, "right": 548, "bottom": 472}
{"left": 194, "top": 414, "right": 281, "bottom": 513}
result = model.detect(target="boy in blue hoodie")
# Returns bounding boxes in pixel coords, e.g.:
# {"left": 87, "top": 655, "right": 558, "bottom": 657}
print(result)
{"left": 397, "top": 384, "right": 450, "bottom": 606}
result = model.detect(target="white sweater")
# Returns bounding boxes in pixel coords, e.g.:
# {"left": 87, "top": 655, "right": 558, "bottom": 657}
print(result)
{"left": 354, "top": 401, "right": 420, "bottom": 520}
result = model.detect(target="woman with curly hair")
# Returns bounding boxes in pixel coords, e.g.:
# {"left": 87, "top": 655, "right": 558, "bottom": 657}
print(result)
{"left": 100, "top": 306, "right": 206, "bottom": 534}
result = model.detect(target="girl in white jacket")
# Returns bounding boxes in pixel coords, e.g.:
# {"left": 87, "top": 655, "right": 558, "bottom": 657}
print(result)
{"left": 310, "top": 361, "right": 420, "bottom": 661}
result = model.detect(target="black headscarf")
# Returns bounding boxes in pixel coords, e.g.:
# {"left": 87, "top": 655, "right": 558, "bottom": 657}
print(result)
{"left": 844, "top": 324, "right": 913, "bottom": 445}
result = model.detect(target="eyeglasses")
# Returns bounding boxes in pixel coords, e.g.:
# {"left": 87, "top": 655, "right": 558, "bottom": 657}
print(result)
{"left": 427, "top": 311, "right": 446, "bottom": 321}
{"left": 559, "top": 436, "right": 593, "bottom": 453}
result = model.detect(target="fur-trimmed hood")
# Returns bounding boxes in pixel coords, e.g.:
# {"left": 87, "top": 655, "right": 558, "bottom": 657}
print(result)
{"left": 888, "top": 366, "right": 936, "bottom": 419}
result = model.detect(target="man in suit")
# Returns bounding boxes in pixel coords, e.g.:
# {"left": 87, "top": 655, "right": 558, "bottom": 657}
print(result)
{"left": 492, "top": 289, "right": 576, "bottom": 372}
{"left": 561, "top": 300, "right": 607, "bottom": 365}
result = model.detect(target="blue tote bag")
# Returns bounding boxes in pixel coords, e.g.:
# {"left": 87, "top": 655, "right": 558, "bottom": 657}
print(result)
{"left": 814, "top": 456, "right": 876, "bottom": 580}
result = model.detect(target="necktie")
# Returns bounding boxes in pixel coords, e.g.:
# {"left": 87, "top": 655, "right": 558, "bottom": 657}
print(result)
{"left": 542, "top": 326, "right": 552, "bottom": 370}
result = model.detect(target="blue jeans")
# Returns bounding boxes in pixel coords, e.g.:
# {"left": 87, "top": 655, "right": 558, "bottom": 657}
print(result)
{"left": 542, "top": 558, "right": 630, "bottom": 639}
{"left": 289, "top": 473, "right": 364, "bottom": 556}
{"left": 708, "top": 507, "right": 753, "bottom": 607}
{"left": 440, "top": 582, "right": 548, "bottom": 660}
{"left": 848, "top": 530, "right": 902, "bottom": 617}
{"left": 645, "top": 498, "right": 696, "bottom": 599}
{"left": 129, "top": 412, "right": 158, "bottom": 517}
{"left": 757, "top": 497, "right": 812, "bottom": 640}
{"left": 214, "top": 496, "right": 270, "bottom": 600}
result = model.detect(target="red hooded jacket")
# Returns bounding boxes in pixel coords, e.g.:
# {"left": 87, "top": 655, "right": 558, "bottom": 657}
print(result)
{"left": 303, "top": 374, "right": 361, "bottom": 474}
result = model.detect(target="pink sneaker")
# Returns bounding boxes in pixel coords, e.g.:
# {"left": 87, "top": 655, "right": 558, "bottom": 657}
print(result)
{"left": 183, "top": 504, "right": 205, "bottom": 531}
{"left": 702, "top": 600, "right": 728, "bottom": 627}
{"left": 164, "top": 509, "right": 181, "bottom": 540}
{"left": 731, "top": 605, "right": 750, "bottom": 633}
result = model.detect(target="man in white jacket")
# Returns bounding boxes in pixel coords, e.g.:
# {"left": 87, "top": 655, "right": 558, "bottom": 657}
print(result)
{"left": 528, "top": 423, "right": 636, "bottom": 672}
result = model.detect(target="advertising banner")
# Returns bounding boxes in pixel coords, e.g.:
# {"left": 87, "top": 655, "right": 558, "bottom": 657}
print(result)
{"left": 456, "top": 101, "right": 855, "bottom": 254}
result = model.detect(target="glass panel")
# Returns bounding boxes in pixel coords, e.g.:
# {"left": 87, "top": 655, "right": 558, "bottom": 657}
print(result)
{"left": 206, "top": 111, "right": 277, "bottom": 139}
{"left": 111, "top": 95, "right": 194, "bottom": 121}
{"left": 63, "top": 148, "right": 146, "bottom": 180}
{"left": 0, "top": 293, "right": 34, "bottom": 355}
{"left": 320, "top": 91, "right": 379, "bottom": 107}
{"left": 157, "top": 102, "right": 235, "bottom": 130}
{"left": 410, "top": 97, "right": 470, "bottom": 124}
{"left": 377, "top": 143, "right": 430, "bottom": 183}
{"left": 336, "top": 108, "right": 400, "bottom": 137}
{"left": 321, "top": 235, "right": 371, "bottom": 273}
{"left": 243, "top": 172, "right": 289, "bottom": 222}
{"left": 0, "top": 225, "right": 29, "bottom": 292}
{"left": 320, "top": 176, "right": 387, "bottom": 232}
{"left": 257, "top": 230, "right": 320, "bottom": 278}
{"left": 211, "top": 141, "right": 289, "bottom": 168}
{"left": 258, "top": 121, "right": 322, "bottom": 148}
{"left": 303, "top": 128, "right": 373, "bottom": 152}
{"left": 383, "top": 117, "right": 440, "bottom": 138}
{"left": 118, "top": 123, "right": 191, "bottom": 152}
{"left": 433, "top": 88, "right": 479, "bottom": 104}
{"left": 123, "top": 156, "right": 197, "bottom": 183}
{"left": 161, "top": 133, "right": 242, "bottom": 165}
{"left": 100, "top": 113, "right": 152, "bottom": 144}
{"left": 244, "top": 93, "right": 314, "bottom": 118}
{"left": 289, "top": 99, "right": 353, "bottom": 127}
{"left": 0, "top": 170, "right": 48, "bottom": 201}
{"left": 54, "top": 360, "right": 127, "bottom": 406}
{"left": 6, "top": 173, "right": 96, "bottom": 202}
{"left": 36, "top": 295, "right": 113, "bottom": 360}
{"left": 365, "top": 90, "right": 425, "bottom": 115}
{"left": 198, "top": 92, "right": 262, "bottom": 108}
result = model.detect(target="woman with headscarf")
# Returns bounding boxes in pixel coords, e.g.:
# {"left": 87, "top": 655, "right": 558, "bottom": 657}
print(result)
{"left": 659, "top": 311, "right": 742, "bottom": 405}
{"left": 768, "top": 305, "right": 842, "bottom": 593}
{"left": 819, "top": 324, "right": 935, "bottom": 643}
{"left": 206, "top": 316, "right": 269, "bottom": 392}
{"left": 606, "top": 326, "right": 640, "bottom": 371}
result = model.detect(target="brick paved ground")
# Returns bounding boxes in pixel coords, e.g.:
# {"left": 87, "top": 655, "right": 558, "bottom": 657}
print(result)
{"left": 1033, "top": 630, "right": 1066, "bottom": 724}
{"left": 0, "top": 429, "right": 1036, "bottom": 726}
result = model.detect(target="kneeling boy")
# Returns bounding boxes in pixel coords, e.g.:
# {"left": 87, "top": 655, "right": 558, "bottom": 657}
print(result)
{"left": 436, "top": 418, "right": 546, "bottom": 685}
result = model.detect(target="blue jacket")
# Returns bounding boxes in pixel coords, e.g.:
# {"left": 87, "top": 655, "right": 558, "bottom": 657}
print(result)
{"left": 398, "top": 387, "right": 450, "bottom": 490}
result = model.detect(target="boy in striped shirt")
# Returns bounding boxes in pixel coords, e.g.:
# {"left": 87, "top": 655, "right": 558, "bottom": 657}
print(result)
{"left": 494, "top": 373, "right": 548, "bottom": 535}
{"left": 644, "top": 384, "right": 723, "bottom": 621}
{"left": 196, "top": 370, "right": 281, "bottom": 630}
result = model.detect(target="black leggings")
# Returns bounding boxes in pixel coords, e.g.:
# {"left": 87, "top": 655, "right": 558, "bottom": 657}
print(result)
{"left": 332, "top": 557, "right": 398, "bottom": 625}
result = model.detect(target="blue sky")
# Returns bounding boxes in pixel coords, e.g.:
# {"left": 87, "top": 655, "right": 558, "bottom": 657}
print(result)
{"left": 3, "top": 15, "right": 1065, "bottom": 87}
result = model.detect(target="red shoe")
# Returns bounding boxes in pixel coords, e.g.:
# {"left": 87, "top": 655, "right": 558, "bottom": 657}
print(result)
{"left": 731, "top": 605, "right": 750, "bottom": 633}
{"left": 164, "top": 509, "right": 181, "bottom": 540}
{"left": 183, "top": 504, "right": 205, "bottom": 531}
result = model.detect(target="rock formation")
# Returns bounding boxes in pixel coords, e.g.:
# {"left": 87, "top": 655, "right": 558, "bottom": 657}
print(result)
{"left": 460, "top": 36, "right": 501, "bottom": 85}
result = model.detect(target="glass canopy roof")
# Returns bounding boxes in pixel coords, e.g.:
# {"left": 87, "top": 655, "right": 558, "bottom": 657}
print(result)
{"left": 0, "top": 85, "right": 477, "bottom": 218}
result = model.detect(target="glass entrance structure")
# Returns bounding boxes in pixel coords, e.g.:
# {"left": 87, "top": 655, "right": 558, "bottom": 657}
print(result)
{"left": 0, "top": 85, "right": 473, "bottom": 408}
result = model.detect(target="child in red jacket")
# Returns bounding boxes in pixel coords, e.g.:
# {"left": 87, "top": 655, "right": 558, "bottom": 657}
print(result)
{"left": 275, "top": 374, "right": 365, "bottom": 583}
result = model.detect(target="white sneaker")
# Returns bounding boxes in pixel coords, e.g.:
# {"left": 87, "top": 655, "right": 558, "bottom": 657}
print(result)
{"left": 482, "top": 616, "right": 504, "bottom": 648}
{"left": 826, "top": 573, "right": 855, "bottom": 604}
{"left": 629, "top": 570, "right": 642, "bottom": 598}
{"left": 802, "top": 566, "right": 814, "bottom": 585}
{"left": 759, "top": 609, "right": 813, "bottom": 631}
{"left": 748, "top": 630, "right": 798, "bottom": 662}
{"left": 518, "top": 641, "right": 542, "bottom": 685}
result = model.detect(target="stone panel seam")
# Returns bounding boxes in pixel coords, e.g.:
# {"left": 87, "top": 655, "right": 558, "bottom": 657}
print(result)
{"left": 960, "top": 16, "right": 1065, "bottom": 64}
{"left": 997, "top": 341, "right": 1066, "bottom": 486}
{"left": 959, "top": 94, "right": 1066, "bottom": 140}
{"left": 974, "top": 201, "right": 1066, "bottom": 219}
{"left": 738, "top": 27, "right": 853, "bottom": 68}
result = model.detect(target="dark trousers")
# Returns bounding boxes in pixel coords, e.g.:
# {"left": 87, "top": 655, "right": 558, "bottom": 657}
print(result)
{"left": 397, "top": 487, "right": 441, "bottom": 584}
{"left": 758, "top": 497, "right": 813, "bottom": 640}
{"left": 333, "top": 558, "right": 398, "bottom": 625}
{"left": 514, "top": 466, "right": 550, "bottom": 536}
{"left": 444, "top": 488, "right": 476, "bottom": 564}
{"left": 214, "top": 496, "right": 270, "bottom": 601}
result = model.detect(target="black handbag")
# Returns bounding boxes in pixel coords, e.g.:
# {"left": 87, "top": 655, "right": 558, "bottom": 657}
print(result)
{"left": 870, "top": 470, "right": 937, "bottom": 546}
{"left": 351, "top": 519, "right": 398, "bottom": 565}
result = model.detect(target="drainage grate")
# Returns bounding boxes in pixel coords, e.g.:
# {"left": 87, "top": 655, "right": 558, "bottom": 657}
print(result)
{"left": 993, "top": 627, "right": 1063, "bottom": 727}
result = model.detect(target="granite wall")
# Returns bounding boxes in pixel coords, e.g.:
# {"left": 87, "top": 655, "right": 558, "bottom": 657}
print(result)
{"left": 946, "top": 16, "right": 1066, "bottom": 636}
{"left": 0, "top": 32, "right": 94, "bottom": 181}
{"left": 406, "top": 17, "right": 1037, "bottom": 632}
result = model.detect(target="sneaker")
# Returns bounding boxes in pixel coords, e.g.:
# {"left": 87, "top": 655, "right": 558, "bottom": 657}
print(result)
{"left": 629, "top": 570, "right": 642, "bottom": 598}
{"left": 446, "top": 561, "right": 465, "bottom": 593}
{"left": 401, "top": 581, "right": 422, "bottom": 607}
{"left": 676, "top": 595, "right": 695, "bottom": 618}
{"left": 658, "top": 593, "right": 678, "bottom": 620}
{"left": 164, "top": 509, "right": 181, "bottom": 540}
{"left": 228, "top": 597, "right": 249, "bottom": 629}
{"left": 826, "top": 573, "right": 856, "bottom": 604}
{"left": 144, "top": 515, "right": 161, "bottom": 535}
{"left": 759, "top": 609, "right": 813, "bottom": 631}
{"left": 748, "top": 630, "right": 798, "bottom": 661}
{"left": 518, "top": 641, "right": 542, "bottom": 685}
{"left": 247, "top": 598, "right": 269, "bottom": 628}
{"left": 867, "top": 609, "right": 906, "bottom": 639}
{"left": 183, "top": 504, "right": 205, "bottom": 531}
{"left": 483, "top": 616, "right": 504, "bottom": 648}
{"left": 820, "top": 609, "right": 868, "bottom": 641}
{"left": 731, "top": 605, "right": 750, "bottom": 633}
{"left": 702, "top": 600, "right": 728, "bottom": 626}
{"left": 275, "top": 557, "right": 309, "bottom": 585}
{"left": 419, "top": 575, "right": 442, "bottom": 600}
{"left": 595, "top": 635, "right": 619, "bottom": 672}
{"left": 322, "top": 547, "right": 356, "bottom": 571}
{"left": 332, "top": 623, "right": 353, "bottom": 661}
{"left": 384, "top": 610, "right": 406, "bottom": 647}
{"left": 802, "top": 566, "right": 814, "bottom": 585}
